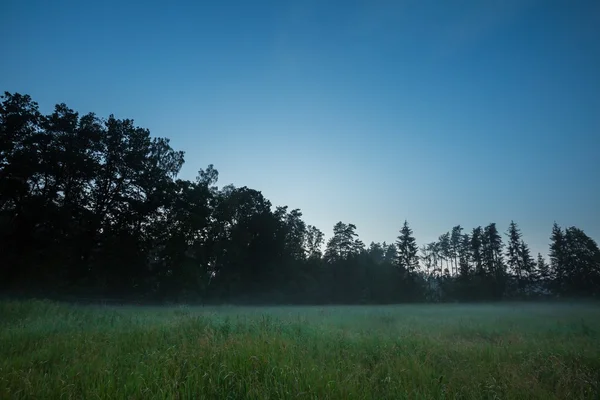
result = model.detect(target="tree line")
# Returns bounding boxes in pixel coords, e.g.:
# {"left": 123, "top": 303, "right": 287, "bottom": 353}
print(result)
{"left": 1, "top": 92, "right": 599, "bottom": 303}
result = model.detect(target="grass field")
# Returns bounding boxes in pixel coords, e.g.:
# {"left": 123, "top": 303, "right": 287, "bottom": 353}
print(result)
{"left": 1, "top": 300, "right": 599, "bottom": 399}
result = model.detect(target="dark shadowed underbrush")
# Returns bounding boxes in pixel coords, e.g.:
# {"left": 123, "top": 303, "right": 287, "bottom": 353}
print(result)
{"left": 1, "top": 300, "right": 599, "bottom": 399}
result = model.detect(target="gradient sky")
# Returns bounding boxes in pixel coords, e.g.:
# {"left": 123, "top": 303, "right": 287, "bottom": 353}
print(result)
{"left": 2, "top": 0, "right": 599, "bottom": 257}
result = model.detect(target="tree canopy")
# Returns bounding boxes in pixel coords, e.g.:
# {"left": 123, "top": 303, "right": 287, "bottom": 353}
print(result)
{"left": 2, "top": 92, "right": 599, "bottom": 303}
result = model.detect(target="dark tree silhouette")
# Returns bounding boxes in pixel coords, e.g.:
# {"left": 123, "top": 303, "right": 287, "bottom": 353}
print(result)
{"left": 458, "top": 233, "right": 471, "bottom": 279}
{"left": 2, "top": 92, "right": 599, "bottom": 304}
{"left": 438, "top": 232, "right": 451, "bottom": 275}
{"left": 324, "top": 222, "right": 360, "bottom": 262}
{"left": 506, "top": 221, "right": 524, "bottom": 291}
{"left": 535, "top": 253, "right": 550, "bottom": 288}
{"left": 304, "top": 225, "right": 324, "bottom": 260}
{"left": 450, "top": 225, "right": 463, "bottom": 276}
{"left": 396, "top": 220, "right": 419, "bottom": 275}
{"left": 519, "top": 239, "right": 536, "bottom": 287}
{"left": 549, "top": 222, "right": 567, "bottom": 294}
{"left": 563, "top": 227, "right": 600, "bottom": 296}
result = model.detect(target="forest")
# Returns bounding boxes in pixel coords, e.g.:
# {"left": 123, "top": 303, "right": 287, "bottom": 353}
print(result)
{"left": 1, "top": 91, "right": 599, "bottom": 304}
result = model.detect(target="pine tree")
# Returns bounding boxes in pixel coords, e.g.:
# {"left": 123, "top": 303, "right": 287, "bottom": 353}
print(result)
{"left": 549, "top": 222, "right": 566, "bottom": 293}
{"left": 384, "top": 242, "right": 397, "bottom": 264}
{"left": 368, "top": 242, "right": 385, "bottom": 264}
{"left": 483, "top": 223, "right": 504, "bottom": 276}
{"left": 519, "top": 239, "right": 536, "bottom": 285}
{"left": 458, "top": 233, "right": 471, "bottom": 279}
{"left": 324, "top": 222, "right": 359, "bottom": 262}
{"left": 450, "top": 225, "right": 463, "bottom": 276}
{"left": 506, "top": 221, "right": 523, "bottom": 285}
{"left": 420, "top": 244, "right": 434, "bottom": 275}
{"left": 483, "top": 223, "right": 505, "bottom": 298}
{"left": 396, "top": 220, "right": 419, "bottom": 274}
{"left": 471, "top": 227, "right": 484, "bottom": 276}
{"left": 426, "top": 241, "right": 442, "bottom": 276}
{"left": 438, "top": 232, "right": 451, "bottom": 275}
{"left": 353, "top": 239, "right": 366, "bottom": 255}
{"left": 536, "top": 253, "right": 550, "bottom": 287}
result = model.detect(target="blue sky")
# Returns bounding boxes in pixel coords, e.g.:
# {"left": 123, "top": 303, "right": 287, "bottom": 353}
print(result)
{"left": 2, "top": 0, "right": 599, "bottom": 257}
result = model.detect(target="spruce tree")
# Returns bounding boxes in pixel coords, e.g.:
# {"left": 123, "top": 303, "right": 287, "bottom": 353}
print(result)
{"left": 483, "top": 223, "right": 505, "bottom": 298}
{"left": 396, "top": 220, "right": 419, "bottom": 274}
{"left": 483, "top": 223, "right": 504, "bottom": 275}
{"left": 549, "top": 222, "right": 566, "bottom": 293}
{"left": 519, "top": 239, "right": 536, "bottom": 285}
{"left": 536, "top": 253, "right": 550, "bottom": 287}
{"left": 506, "top": 221, "right": 523, "bottom": 289}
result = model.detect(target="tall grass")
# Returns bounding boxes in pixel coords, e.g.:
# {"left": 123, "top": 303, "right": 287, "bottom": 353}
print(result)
{"left": 1, "top": 300, "right": 599, "bottom": 399}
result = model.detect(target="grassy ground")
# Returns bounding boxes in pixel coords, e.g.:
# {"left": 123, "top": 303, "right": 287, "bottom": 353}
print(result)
{"left": 1, "top": 300, "right": 599, "bottom": 399}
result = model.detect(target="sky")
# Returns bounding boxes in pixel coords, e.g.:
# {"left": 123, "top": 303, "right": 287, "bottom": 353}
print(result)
{"left": 2, "top": 0, "right": 599, "bottom": 257}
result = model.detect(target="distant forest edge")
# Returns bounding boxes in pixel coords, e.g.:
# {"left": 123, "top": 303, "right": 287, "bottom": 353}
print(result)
{"left": 1, "top": 92, "right": 599, "bottom": 304}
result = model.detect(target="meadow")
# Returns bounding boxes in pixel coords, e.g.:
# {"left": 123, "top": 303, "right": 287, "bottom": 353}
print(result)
{"left": 1, "top": 300, "right": 599, "bottom": 399}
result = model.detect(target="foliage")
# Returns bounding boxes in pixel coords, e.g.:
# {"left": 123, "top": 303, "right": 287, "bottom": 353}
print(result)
{"left": 2, "top": 92, "right": 599, "bottom": 303}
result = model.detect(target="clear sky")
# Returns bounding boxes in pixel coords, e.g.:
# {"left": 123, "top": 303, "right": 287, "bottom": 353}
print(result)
{"left": 2, "top": 0, "right": 599, "bottom": 257}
